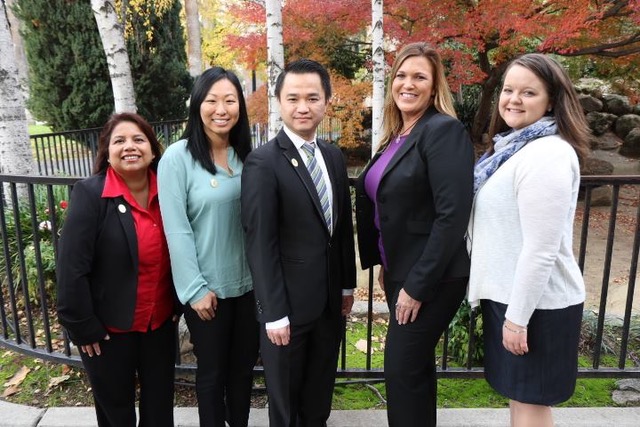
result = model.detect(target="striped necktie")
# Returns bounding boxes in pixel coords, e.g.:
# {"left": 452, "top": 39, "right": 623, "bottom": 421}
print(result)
{"left": 301, "top": 142, "right": 332, "bottom": 232}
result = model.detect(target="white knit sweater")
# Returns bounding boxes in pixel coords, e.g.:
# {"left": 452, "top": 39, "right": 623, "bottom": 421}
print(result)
{"left": 467, "top": 135, "right": 585, "bottom": 327}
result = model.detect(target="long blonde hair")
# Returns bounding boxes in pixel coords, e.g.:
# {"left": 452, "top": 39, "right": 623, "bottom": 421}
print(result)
{"left": 377, "top": 42, "right": 457, "bottom": 152}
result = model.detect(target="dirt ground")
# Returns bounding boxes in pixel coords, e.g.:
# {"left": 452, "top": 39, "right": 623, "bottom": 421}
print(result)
{"left": 576, "top": 184, "right": 639, "bottom": 317}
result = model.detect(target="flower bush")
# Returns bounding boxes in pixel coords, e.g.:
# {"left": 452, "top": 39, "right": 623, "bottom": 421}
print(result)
{"left": 0, "top": 185, "right": 69, "bottom": 307}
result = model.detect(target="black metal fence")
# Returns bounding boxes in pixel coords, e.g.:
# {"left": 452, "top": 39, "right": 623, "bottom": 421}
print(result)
{"left": 30, "top": 120, "right": 187, "bottom": 177}
{"left": 30, "top": 119, "right": 342, "bottom": 177}
{"left": 0, "top": 173, "right": 638, "bottom": 380}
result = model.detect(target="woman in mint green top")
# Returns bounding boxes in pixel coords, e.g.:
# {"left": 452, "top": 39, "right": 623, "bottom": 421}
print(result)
{"left": 158, "top": 67, "right": 258, "bottom": 427}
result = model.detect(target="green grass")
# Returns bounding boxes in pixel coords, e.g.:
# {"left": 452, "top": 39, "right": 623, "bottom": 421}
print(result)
{"left": 332, "top": 370, "right": 618, "bottom": 410}
{"left": 28, "top": 124, "right": 52, "bottom": 135}
{"left": 0, "top": 320, "right": 628, "bottom": 410}
{"left": 27, "top": 123, "right": 92, "bottom": 163}
{"left": 342, "top": 319, "right": 386, "bottom": 369}
{"left": 0, "top": 350, "right": 88, "bottom": 407}
{"left": 330, "top": 324, "right": 622, "bottom": 410}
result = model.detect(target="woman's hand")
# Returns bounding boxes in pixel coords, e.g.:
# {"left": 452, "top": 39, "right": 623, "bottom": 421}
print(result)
{"left": 395, "top": 288, "right": 422, "bottom": 325}
{"left": 502, "top": 319, "right": 529, "bottom": 356}
{"left": 80, "top": 334, "right": 110, "bottom": 357}
{"left": 191, "top": 291, "right": 218, "bottom": 321}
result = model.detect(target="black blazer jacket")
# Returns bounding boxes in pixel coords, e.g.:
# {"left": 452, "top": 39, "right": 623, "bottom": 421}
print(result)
{"left": 56, "top": 173, "right": 176, "bottom": 345}
{"left": 241, "top": 129, "right": 356, "bottom": 325}
{"left": 355, "top": 107, "right": 474, "bottom": 302}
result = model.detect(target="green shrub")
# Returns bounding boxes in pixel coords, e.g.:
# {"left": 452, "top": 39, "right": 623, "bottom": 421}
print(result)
{"left": 447, "top": 301, "right": 484, "bottom": 366}
{"left": 0, "top": 184, "right": 69, "bottom": 306}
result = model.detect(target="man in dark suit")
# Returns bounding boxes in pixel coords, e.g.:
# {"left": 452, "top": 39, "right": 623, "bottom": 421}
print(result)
{"left": 241, "top": 59, "right": 356, "bottom": 426}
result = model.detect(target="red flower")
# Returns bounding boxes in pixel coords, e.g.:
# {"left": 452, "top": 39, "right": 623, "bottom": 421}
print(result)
{"left": 59, "top": 200, "right": 68, "bottom": 210}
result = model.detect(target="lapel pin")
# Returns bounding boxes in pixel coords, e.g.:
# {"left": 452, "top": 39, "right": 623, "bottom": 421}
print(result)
{"left": 118, "top": 204, "right": 127, "bottom": 214}
{"left": 291, "top": 158, "right": 299, "bottom": 167}
{"left": 210, "top": 178, "right": 218, "bottom": 188}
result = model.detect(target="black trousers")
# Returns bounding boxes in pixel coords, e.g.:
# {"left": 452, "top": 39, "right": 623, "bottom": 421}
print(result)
{"left": 260, "top": 309, "right": 343, "bottom": 427}
{"left": 383, "top": 276, "right": 467, "bottom": 427}
{"left": 79, "top": 318, "right": 176, "bottom": 427}
{"left": 184, "top": 291, "right": 260, "bottom": 427}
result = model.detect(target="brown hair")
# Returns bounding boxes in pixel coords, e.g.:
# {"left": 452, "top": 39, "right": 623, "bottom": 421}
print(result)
{"left": 487, "top": 53, "right": 591, "bottom": 163}
{"left": 93, "top": 113, "right": 163, "bottom": 175}
{"left": 378, "top": 42, "right": 457, "bottom": 152}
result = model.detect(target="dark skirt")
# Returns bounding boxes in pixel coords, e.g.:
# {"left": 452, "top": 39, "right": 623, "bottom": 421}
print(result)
{"left": 481, "top": 299, "right": 583, "bottom": 406}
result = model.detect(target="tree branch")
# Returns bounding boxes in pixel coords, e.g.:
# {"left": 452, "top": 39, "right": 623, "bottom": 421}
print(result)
{"left": 551, "top": 32, "right": 640, "bottom": 57}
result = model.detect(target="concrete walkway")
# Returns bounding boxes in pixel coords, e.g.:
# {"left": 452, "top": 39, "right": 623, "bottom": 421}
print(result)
{"left": 2, "top": 400, "right": 640, "bottom": 427}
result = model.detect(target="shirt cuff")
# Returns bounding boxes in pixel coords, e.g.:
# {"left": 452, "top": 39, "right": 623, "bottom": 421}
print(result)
{"left": 265, "top": 316, "right": 290, "bottom": 329}
{"left": 342, "top": 289, "right": 354, "bottom": 296}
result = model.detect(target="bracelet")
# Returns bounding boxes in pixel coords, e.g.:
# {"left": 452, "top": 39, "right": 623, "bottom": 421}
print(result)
{"left": 503, "top": 321, "right": 527, "bottom": 334}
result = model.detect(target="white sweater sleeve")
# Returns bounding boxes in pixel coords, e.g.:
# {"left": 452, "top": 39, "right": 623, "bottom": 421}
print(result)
{"left": 505, "top": 141, "right": 578, "bottom": 326}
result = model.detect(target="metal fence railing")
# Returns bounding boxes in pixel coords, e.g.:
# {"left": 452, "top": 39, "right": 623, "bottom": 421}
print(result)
{"left": 30, "top": 120, "right": 187, "bottom": 177}
{"left": 31, "top": 119, "right": 342, "bottom": 178}
{"left": 0, "top": 173, "right": 638, "bottom": 380}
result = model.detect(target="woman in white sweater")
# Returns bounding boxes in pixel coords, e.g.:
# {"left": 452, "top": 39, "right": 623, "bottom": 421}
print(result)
{"left": 468, "top": 54, "right": 590, "bottom": 427}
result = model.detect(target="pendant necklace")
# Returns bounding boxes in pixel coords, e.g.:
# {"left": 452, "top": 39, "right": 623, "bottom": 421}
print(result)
{"left": 394, "top": 118, "right": 419, "bottom": 144}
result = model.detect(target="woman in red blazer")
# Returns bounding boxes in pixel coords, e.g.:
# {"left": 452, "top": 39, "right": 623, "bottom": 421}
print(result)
{"left": 57, "top": 113, "right": 179, "bottom": 427}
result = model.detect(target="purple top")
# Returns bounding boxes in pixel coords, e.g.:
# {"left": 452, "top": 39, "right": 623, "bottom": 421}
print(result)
{"left": 363, "top": 135, "right": 407, "bottom": 269}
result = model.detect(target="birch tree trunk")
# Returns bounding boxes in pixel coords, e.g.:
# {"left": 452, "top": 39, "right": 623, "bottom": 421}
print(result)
{"left": 5, "top": 0, "right": 27, "bottom": 97}
{"left": 185, "top": 0, "right": 202, "bottom": 77}
{"left": 371, "top": 0, "right": 384, "bottom": 156}
{"left": 91, "top": 0, "right": 137, "bottom": 113}
{"left": 0, "top": 2, "right": 34, "bottom": 202}
{"left": 265, "top": 0, "right": 284, "bottom": 140}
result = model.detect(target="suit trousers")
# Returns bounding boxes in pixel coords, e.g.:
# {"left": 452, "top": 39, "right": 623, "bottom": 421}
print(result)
{"left": 184, "top": 291, "right": 260, "bottom": 427}
{"left": 260, "top": 309, "right": 343, "bottom": 427}
{"left": 383, "top": 276, "right": 467, "bottom": 427}
{"left": 79, "top": 318, "right": 176, "bottom": 427}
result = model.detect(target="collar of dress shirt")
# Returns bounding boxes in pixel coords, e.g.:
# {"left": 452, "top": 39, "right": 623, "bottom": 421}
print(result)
{"left": 283, "top": 125, "right": 316, "bottom": 150}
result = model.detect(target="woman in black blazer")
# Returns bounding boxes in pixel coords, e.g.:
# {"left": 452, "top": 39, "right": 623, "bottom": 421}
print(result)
{"left": 57, "top": 113, "right": 179, "bottom": 427}
{"left": 355, "top": 42, "right": 474, "bottom": 427}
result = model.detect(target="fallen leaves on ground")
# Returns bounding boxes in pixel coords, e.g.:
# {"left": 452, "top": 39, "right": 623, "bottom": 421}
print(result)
{"left": 2, "top": 365, "right": 31, "bottom": 397}
{"left": 47, "top": 375, "right": 70, "bottom": 389}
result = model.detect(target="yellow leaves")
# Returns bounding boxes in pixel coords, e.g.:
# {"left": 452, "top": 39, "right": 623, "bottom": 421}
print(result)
{"left": 328, "top": 74, "right": 370, "bottom": 149}
{"left": 116, "top": 0, "right": 174, "bottom": 42}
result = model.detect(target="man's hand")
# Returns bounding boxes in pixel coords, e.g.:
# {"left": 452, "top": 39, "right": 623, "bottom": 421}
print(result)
{"left": 267, "top": 325, "right": 290, "bottom": 346}
{"left": 191, "top": 291, "right": 218, "bottom": 321}
{"left": 342, "top": 295, "right": 354, "bottom": 316}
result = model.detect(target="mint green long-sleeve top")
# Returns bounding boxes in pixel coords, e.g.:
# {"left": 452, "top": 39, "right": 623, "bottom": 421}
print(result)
{"left": 157, "top": 139, "right": 253, "bottom": 305}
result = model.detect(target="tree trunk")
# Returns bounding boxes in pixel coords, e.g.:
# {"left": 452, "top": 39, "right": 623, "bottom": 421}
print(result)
{"left": 5, "top": 0, "right": 28, "bottom": 100}
{"left": 371, "top": 0, "right": 384, "bottom": 156}
{"left": 0, "top": 2, "right": 34, "bottom": 202}
{"left": 91, "top": 0, "right": 137, "bottom": 113}
{"left": 470, "top": 52, "right": 509, "bottom": 145}
{"left": 185, "top": 0, "right": 202, "bottom": 77}
{"left": 265, "top": 0, "right": 284, "bottom": 140}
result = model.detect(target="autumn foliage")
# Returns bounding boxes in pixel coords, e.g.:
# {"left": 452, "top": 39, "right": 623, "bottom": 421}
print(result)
{"left": 247, "top": 72, "right": 370, "bottom": 149}
{"left": 230, "top": 0, "right": 640, "bottom": 144}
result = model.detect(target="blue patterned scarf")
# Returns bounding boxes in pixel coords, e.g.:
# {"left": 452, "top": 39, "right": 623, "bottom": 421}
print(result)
{"left": 473, "top": 117, "right": 558, "bottom": 195}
